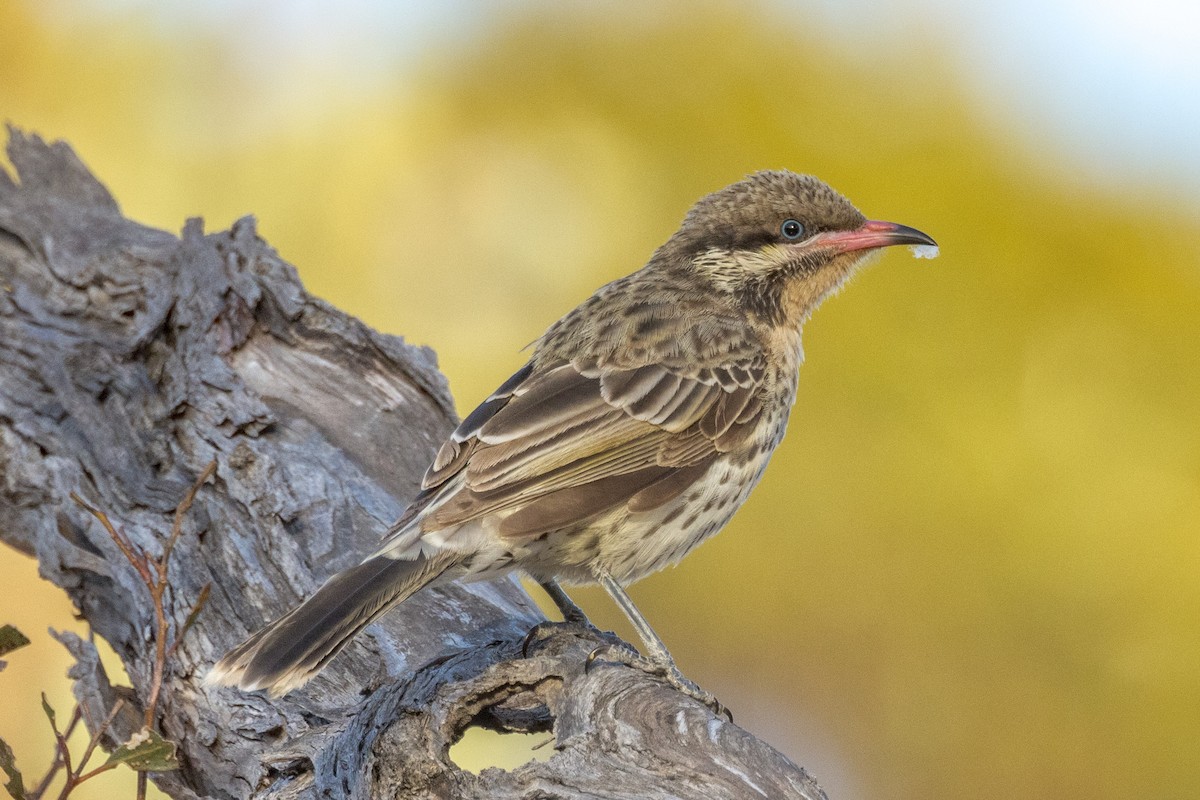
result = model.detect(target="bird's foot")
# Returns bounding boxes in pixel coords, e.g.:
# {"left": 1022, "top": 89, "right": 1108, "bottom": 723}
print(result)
{"left": 585, "top": 644, "right": 732, "bottom": 721}
{"left": 537, "top": 579, "right": 593, "bottom": 626}
{"left": 521, "top": 620, "right": 562, "bottom": 657}
{"left": 559, "top": 605, "right": 590, "bottom": 626}
{"left": 521, "top": 617, "right": 618, "bottom": 658}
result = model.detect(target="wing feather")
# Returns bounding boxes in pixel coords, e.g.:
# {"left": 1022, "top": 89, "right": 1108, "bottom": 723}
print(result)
{"left": 626, "top": 372, "right": 683, "bottom": 418}
{"left": 468, "top": 405, "right": 644, "bottom": 490}
{"left": 477, "top": 364, "right": 600, "bottom": 444}
{"left": 395, "top": 304, "right": 771, "bottom": 544}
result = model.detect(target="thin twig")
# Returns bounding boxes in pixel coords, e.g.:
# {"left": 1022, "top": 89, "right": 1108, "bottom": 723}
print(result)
{"left": 143, "top": 460, "right": 217, "bottom": 730}
{"left": 39, "top": 700, "right": 131, "bottom": 796}
{"left": 70, "top": 493, "right": 153, "bottom": 587}
{"left": 71, "top": 761, "right": 119, "bottom": 785}
{"left": 29, "top": 757, "right": 62, "bottom": 800}
{"left": 46, "top": 704, "right": 73, "bottom": 800}
{"left": 166, "top": 583, "right": 211, "bottom": 661}
{"left": 60, "top": 706, "right": 82, "bottom": 743}
{"left": 74, "top": 699, "right": 126, "bottom": 777}
{"left": 40, "top": 695, "right": 73, "bottom": 787}
{"left": 161, "top": 460, "right": 218, "bottom": 568}
{"left": 29, "top": 705, "right": 79, "bottom": 800}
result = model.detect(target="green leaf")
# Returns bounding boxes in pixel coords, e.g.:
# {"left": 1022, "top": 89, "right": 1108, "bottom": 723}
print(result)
{"left": 39, "top": 694, "right": 56, "bottom": 732}
{"left": 0, "top": 737, "right": 25, "bottom": 800}
{"left": 104, "top": 729, "right": 178, "bottom": 773}
{"left": 0, "top": 626, "right": 30, "bottom": 660}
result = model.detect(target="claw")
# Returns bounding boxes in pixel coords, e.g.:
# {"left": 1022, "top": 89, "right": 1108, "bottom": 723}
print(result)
{"left": 584, "top": 640, "right": 641, "bottom": 673}
{"left": 523, "top": 616, "right": 610, "bottom": 658}
{"left": 652, "top": 663, "right": 731, "bottom": 720}
{"left": 585, "top": 645, "right": 604, "bottom": 674}
{"left": 520, "top": 623, "right": 547, "bottom": 658}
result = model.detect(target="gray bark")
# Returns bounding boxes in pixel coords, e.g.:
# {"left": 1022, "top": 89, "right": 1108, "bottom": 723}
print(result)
{"left": 0, "top": 127, "right": 828, "bottom": 800}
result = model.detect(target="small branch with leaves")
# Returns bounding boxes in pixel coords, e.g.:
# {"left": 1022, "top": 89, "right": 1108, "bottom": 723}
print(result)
{"left": 0, "top": 462, "right": 215, "bottom": 800}
{"left": 70, "top": 459, "right": 217, "bottom": 732}
{"left": 26, "top": 694, "right": 129, "bottom": 800}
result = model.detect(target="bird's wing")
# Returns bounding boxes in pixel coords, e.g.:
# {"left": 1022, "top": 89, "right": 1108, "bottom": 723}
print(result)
{"left": 386, "top": 315, "right": 768, "bottom": 541}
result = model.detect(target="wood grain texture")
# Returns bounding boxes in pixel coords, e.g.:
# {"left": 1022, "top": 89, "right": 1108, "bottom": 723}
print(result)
{"left": 0, "top": 127, "right": 827, "bottom": 800}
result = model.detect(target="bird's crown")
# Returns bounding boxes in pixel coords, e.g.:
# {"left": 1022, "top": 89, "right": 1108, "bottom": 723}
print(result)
{"left": 672, "top": 170, "right": 866, "bottom": 255}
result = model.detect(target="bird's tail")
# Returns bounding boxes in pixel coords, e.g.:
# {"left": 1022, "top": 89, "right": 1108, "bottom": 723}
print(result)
{"left": 205, "top": 551, "right": 456, "bottom": 696}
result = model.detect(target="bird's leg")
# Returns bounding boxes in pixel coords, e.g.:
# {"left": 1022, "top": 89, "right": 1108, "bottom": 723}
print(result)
{"left": 597, "top": 572, "right": 675, "bottom": 666}
{"left": 595, "top": 570, "right": 729, "bottom": 719}
{"left": 538, "top": 579, "right": 591, "bottom": 625}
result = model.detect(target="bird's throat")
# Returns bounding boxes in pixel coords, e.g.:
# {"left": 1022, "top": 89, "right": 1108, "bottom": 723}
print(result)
{"left": 777, "top": 250, "right": 879, "bottom": 328}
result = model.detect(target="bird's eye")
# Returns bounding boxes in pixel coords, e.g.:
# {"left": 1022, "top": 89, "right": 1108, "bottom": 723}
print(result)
{"left": 780, "top": 219, "right": 805, "bottom": 240}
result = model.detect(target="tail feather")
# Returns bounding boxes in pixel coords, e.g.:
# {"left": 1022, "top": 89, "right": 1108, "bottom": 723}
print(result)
{"left": 206, "top": 551, "right": 455, "bottom": 696}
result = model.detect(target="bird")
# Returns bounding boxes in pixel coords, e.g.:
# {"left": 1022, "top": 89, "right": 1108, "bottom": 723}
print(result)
{"left": 207, "top": 169, "right": 936, "bottom": 702}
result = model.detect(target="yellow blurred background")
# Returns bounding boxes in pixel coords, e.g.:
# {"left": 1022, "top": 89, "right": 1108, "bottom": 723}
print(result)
{"left": 2, "top": 2, "right": 1198, "bottom": 799}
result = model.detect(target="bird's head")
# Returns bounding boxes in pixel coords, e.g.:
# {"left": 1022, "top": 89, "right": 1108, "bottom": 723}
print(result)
{"left": 661, "top": 170, "right": 936, "bottom": 327}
